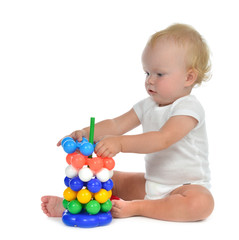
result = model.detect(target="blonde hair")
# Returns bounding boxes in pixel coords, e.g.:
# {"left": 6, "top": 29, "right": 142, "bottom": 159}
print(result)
{"left": 148, "top": 23, "right": 211, "bottom": 86}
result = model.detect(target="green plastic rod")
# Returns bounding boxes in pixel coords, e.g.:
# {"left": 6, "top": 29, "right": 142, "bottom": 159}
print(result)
{"left": 88, "top": 117, "right": 95, "bottom": 158}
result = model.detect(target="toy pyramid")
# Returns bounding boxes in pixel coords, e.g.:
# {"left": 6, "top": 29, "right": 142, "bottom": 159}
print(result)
{"left": 61, "top": 118, "right": 115, "bottom": 228}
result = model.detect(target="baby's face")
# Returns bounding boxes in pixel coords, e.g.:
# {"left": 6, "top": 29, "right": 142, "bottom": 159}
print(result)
{"left": 142, "top": 38, "right": 190, "bottom": 106}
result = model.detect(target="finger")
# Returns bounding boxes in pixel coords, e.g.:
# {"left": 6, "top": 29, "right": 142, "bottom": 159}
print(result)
{"left": 107, "top": 153, "right": 115, "bottom": 158}
{"left": 95, "top": 144, "right": 107, "bottom": 158}
{"left": 94, "top": 141, "right": 101, "bottom": 153}
{"left": 71, "top": 131, "right": 83, "bottom": 142}
{"left": 94, "top": 135, "right": 104, "bottom": 143}
{"left": 101, "top": 149, "right": 113, "bottom": 158}
{"left": 57, "top": 140, "right": 62, "bottom": 146}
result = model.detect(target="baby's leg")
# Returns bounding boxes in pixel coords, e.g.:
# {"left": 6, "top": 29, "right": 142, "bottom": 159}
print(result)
{"left": 112, "top": 171, "right": 146, "bottom": 200}
{"left": 41, "top": 196, "right": 65, "bottom": 217}
{"left": 112, "top": 184, "right": 214, "bottom": 221}
{"left": 41, "top": 171, "right": 145, "bottom": 217}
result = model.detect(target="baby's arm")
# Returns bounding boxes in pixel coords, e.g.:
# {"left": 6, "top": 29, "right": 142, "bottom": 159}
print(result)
{"left": 95, "top": 115, "right": 198, "bottom": 157}
{"left": 121, "top": 115, "right": 198, "bottom": 153}
{"left": 57, "top": 109, "right": 140, "bottom": 146}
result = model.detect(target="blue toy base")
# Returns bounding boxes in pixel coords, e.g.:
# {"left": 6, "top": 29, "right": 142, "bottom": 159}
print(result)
{"left": 62, "top": 210, "right": 112, "bottom": 228}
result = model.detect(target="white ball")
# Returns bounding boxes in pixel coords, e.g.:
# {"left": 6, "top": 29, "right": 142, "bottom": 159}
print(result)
{"left": 96, "top": 168, "right": 111, "bottom": 182}
{"left": 65, "top": 165, "right": 78, "bottom": 178}
{"left": 109, "top": 170, "right": 114, "bottom": 178}
{"left": 78, "top": 167, "right": 93, "bottom": 182}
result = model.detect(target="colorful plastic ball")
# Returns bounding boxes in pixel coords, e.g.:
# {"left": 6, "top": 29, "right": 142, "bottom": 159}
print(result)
{"left": 96, "top": 168, "right": 111, "bottom": 182}
{"left": 64, "top": 176, "right": 71, "bottom": 187}
{"left": 78, "top": 167, "right": 94, "bottom": 182}
{"left": 63, "top": 187, "right": 77, "bottom": 201}
{"left": 62, "top": 199, "right": 69, "bottom": 209}
{"left": 62, "top": 137, "right": 77, "bottom": 154}
{"left": 87, "top": 178, "right": 102, "bottom": 193}
{"left": 103, "top": 157, "right": 115, "bottom": 170}
{"left": 71, "top": 153, "right": 86, "bottom": 169}
{"left": 108, "top": 190, "right": 112, "bottom": 199}
{"left": 80, "top": 142, "right": 94, "bottom": 156}
{"left": 77, "top": 189, "right": 92, "bottom": 204}
{"left": 76, "top": 140, "right": 82, "bottom": 149}
{"left": 102, "top": 179, "right": 114, "bottom": 191}
{"left": 65, "top": 165, "right": 78, "bottom": 178}
{"left": 88, "top": 157, "right": 104, "bottom": 172}
{"left": 86, "top": 200, "right": 101, "bottom": 215}
{"left": 76, "top": 137, "right": 88, "bottom": 148}
{"left": 61, "top": 137, "right": 72, "bottom": 145}
{"left": 94, "top": 189, "right": 109, "bottom": 203}
{"left": 66, "top": 152, "right": 78, "bottom": 165}
{"left": 101, "top": 199, "right": 112, "bottom": 212}
{"left": 68, "top": 200, "right": 82, "bottom": 214}
{"left": 109, "top": 170, "right": 114, "bottom": 178}
{"left": 69, "top": 177, "right": 84, "bottom": 191}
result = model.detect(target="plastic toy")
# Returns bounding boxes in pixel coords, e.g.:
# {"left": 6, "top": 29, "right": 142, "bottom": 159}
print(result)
{"left": 61, "top": 117, "right": 116, "bottom": 228}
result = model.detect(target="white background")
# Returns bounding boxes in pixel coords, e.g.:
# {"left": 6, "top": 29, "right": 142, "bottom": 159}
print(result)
{"left": 1, "top": 0, "right": 239, "bottom": 239}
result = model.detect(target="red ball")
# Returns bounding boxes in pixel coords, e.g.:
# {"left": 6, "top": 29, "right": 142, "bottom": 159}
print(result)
{"left": 71, "top": 153, "right": 86, "bottom": 169}
{"left": 66, "top": 152, "right": 78, "bottom": 165}
{"left": 88, "top": 157, "right": 104, "bottom": 172}
{"left": 103, "top": 158, "right": 115, "bottom": 170}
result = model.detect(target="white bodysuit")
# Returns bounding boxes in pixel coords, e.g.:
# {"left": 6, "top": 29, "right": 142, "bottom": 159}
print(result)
{"left": 133, "top": 95, "right": 211, "bottom": 200}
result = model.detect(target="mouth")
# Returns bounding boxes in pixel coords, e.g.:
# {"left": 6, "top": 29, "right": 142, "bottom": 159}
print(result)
{"left": 148, "top": 89, "right": 157, "bottom": 95}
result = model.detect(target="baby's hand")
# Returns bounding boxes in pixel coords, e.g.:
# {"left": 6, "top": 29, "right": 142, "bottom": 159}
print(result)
{"left": 94, "top": 136, "right": 122, "bottom": 158}
{"left": 56, "top": 130, "right": 86, "bottom": 147}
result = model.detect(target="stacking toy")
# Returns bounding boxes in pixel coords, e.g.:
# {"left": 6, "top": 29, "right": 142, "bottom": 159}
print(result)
{"left": 61, "top": 117, "right": 116, "bottom": 228}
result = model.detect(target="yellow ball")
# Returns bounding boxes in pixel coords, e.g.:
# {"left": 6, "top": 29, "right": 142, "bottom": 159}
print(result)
{"left": 77, "top": 189, "right": 92, "bottom": 204}
{"left": 108, "top": 190, "right": 112, "bottom": 199}
{"left": 63, "top": 187, "right": 77, "bottom": 201}
{"left": 94, "top": 189, "right": 109, "bottom": 203}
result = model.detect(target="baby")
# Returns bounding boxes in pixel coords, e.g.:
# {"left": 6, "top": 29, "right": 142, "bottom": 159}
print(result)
{"left": 41, "top": 24, "right": 214, "bottom": 222}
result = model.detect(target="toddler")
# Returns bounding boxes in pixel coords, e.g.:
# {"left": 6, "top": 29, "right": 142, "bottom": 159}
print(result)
{"left": 41, "top": 23, "right": 214, "bottom": 222}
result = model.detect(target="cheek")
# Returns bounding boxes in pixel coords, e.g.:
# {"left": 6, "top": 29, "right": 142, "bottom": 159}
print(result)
{"left": 156, "top": 81, "right": 172, "bottom": 94}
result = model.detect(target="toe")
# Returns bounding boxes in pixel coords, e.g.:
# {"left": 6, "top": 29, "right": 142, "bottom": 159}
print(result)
{"left": 111, "top": 200, "right": 120, "bottom": 208}
{"left": 41, "top": 196, "right": 49, "bottom": 203}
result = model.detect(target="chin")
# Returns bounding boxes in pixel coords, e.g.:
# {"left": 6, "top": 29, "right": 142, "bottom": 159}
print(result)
{"left": 151, "top": 96, "right": 172, "bottom": 106}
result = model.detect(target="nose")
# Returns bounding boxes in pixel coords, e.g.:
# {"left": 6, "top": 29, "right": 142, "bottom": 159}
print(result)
{"left": 146, "top": 75, "right": 156, "bottom": 85}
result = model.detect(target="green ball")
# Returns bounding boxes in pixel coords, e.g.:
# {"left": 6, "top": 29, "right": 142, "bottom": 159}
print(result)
{"left": 62, "top": 199, "right": 69, "bottom": 209}
{"left": 86, "top": 200, "right": 101, "bottom": 215}
{"left": 101, "top": 199, "right": 112, "bottom": 212}
{"left": 68, "top": 200, "right": 82, "bottom": 214}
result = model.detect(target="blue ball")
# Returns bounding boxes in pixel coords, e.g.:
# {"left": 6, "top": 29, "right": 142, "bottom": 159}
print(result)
{"left": 82, "top": 137, "right": 89, "bottom": 143}
{"left": 102, "top": 179, "right": 114, "bottom": 191}
{"left": 61, "top": 137, "right": 73, "bottom": 146}
{"left": 87, "top": 178, "right": 102, "bottom": 193}
{"left": 80, "top": 142, "right": 94, "bottom": 156}
{"left": 76, "top": 137, "right": 89, "bottom": 147}
{"left": 69, "top": 177, "right": 84, "bottom": 191}
{"left": 62, "top": 137, "right": 77, "bottom": 154}
{"left": 64, "top": 176, "right": 71, "bottom": 187}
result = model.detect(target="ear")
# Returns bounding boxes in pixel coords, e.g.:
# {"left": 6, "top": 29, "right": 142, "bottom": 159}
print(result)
{"left": 185, "top": 68, "right": 198, "bottom": 87}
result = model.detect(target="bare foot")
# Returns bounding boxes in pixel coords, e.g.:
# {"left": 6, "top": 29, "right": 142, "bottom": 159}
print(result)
{"left": 41, "top": 196, "right": 65, "bottom": 217}
{"left": 111, "top": 199, "right": 136, "bottom": 218}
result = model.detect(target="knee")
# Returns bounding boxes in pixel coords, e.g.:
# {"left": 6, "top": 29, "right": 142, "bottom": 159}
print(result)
{"left": 187, "top": 191, "right": 214, "bottom": 221}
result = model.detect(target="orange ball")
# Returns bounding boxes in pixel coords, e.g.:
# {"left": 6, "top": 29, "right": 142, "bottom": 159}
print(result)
{"left": 88, "top": 157, "right": 104, "bottom": 172}
{"left": 94, "top": 189, "right": 109, "bottom": 203}
{"left": 66, "top": 152, "right": 78, "bottom": 165}
{"left": 103, "top": 158, "right": 115, "bottom": 170}
{"left": 63, "top": 187, "right": 77, "bottom": 201}
{"left": 71, "top": 153, "right": 86, "bottom": 169}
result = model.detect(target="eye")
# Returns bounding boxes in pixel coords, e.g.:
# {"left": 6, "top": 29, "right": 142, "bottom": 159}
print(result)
{"left": 157, "top": 73, "right": 164, "bottom": 77}
{"left": 144, "top": 72, "right": 149, "bottom": 77}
